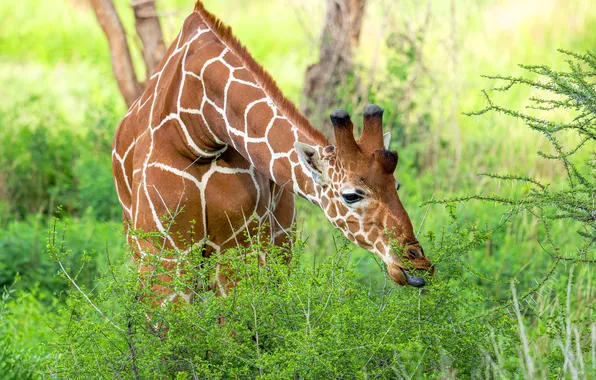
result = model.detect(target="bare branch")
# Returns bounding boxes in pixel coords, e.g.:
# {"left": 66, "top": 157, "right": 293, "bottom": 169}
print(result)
{"left": 57, "top": 259, "right": 124, "bottom": 332}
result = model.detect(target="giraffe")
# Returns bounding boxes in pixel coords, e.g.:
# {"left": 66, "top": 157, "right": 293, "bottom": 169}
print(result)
{"left": 112, "top": 1, "right": 433, "bottom": 306}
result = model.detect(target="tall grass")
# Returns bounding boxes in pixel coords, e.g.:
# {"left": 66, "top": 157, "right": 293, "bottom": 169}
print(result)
{"left": 478, "top": 268, "right": 595, "bottom": 378}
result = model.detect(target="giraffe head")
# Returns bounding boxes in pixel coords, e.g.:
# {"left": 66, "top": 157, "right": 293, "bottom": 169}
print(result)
{"left": 295, "top": 105, "right": 434, "bottom": 287}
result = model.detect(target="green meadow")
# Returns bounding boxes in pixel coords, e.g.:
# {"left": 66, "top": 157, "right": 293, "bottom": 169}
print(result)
{"left": 0, "top": 0, "right": 594, "bottom": 378}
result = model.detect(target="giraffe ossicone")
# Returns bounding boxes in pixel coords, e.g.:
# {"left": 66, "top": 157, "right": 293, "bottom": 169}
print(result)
{"left": 112, "top": 1, "right": 433, "bottom": 304}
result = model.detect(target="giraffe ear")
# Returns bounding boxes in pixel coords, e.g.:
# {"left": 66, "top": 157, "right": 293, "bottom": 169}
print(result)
{"left": 383, "top": 132, "right": 391, "bottom": 150}
{"left": 294, "top": 142, "right": 328, "bottom": 185}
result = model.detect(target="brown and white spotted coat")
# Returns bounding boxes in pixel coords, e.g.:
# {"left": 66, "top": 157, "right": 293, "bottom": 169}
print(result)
{"left": 112, "top": 1, "right": 433, "bottom": 305}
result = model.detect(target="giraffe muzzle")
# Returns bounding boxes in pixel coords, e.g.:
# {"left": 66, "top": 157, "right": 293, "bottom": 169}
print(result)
{"left": 401, "top": 268, "right": 426, "bottom": 288}
{"left": 386, "top": 261, "right": 432, "bottom": 287}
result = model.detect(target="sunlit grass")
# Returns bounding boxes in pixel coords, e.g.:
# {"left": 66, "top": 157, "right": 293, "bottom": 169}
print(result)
{"left": 0, "top": 62, "right": 123, "bottom": 127}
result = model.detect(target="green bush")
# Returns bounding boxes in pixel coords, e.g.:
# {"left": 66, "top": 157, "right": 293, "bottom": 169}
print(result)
{"left": 40, "top": 209, "right": 594, "bottom": 378}
{"left": 462, "top": 50, "right": 595, "bottom": 254}
{"left": 0, "top": 280, "right": 52, "bottom": 380}
{"left": 0, "top": 214, "right": 125, "bottom": 293}
{"left": 0, "top": 90, "right": 121, "bottom": 221}
{"left": 45, "top": 221, "right": 517, "bottom": 378}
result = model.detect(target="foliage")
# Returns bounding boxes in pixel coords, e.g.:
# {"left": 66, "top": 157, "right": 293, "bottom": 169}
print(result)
{"left": 0, "top": 213, "right": 125, "bottom": 292}
{"left": 0, "top": 280, "right": 32, "bottom": 379}
{"left": 462, "top": 49, "right": 595, "bottom": 257}
{"left": 0, "top": 279, "right": 51, "bottom": 380}
{"left": 33, "top": 209, "right": 593, "bottom": 378}
{"left": 0, "top": 86, "right": 122, "bottom": 221}
{"left": 43, "top": 219, "right": 516, "bottom": 378}
{"left": 424, "top": 49, "right": 596, "bottom": 378}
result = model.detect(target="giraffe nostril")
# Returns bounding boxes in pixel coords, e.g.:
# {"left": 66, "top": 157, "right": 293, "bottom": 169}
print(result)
{"left": 407, "top": 248, "right": 421, "bottom": 259}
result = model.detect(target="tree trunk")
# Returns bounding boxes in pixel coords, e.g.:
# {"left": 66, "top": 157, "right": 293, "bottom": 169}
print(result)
{"left": 90, "top": 0, "right": 165, "bottom": 107}
{"left": 131, "top": 0, "right": 166, "bottom": 78}
{"left": 301, "top": 0, "right": 366, "bottom": 134}
{"left": 90, "top": 0, "right": 143, "bottom": 107}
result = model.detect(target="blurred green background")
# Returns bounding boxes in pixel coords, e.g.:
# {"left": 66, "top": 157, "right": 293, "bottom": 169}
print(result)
{"left": 0, "top": 0, "right": 594, "bottom": 377}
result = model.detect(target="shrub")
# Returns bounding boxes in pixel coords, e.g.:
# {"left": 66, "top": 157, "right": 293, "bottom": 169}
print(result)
{"left": 45, "top": 219, "right": 518, "bottom": 379}
{"left": 0, "top": 213, "right": 125, "bottom": 293}
{"left": 41, "top": 209, "right": 595, "bottom": 378}
{"left": 462, "top": 50, "right": 595, "bottom": 258}
{"left": 0, "top": 91, "right": 121, "bottom": 222}
{"left": 0, "top": 279, "right": 51, "bottom": 380}
{"left": 427, "top": 49, "right": 596, "bottom": 378}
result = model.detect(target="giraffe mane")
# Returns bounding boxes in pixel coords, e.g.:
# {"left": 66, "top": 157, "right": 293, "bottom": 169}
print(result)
{"left": 194, "top": 1, "right": 329, "bottom": 146}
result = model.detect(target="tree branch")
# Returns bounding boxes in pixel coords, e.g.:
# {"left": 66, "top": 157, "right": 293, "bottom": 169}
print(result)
{"left": 90, "top": 0, "right": 143, "bottom": 107}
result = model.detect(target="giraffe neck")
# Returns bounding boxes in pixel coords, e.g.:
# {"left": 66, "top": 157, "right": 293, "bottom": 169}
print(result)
{"left": 173, "top": 14, "right": 329, "bottom": 205}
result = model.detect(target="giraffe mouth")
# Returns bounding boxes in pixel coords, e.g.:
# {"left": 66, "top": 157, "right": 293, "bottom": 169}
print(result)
{"left": 401, "top": 268, "right": 426, "bottom": 288}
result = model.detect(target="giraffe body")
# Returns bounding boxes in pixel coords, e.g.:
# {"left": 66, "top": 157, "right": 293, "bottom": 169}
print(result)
{"left": 112, "top": 2, "right": 433, "bottom": 304}
{"left": 113, "top": 13, "right": 301, "bottom": 299}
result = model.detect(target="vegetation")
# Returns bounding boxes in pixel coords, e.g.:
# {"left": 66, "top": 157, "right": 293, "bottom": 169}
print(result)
{"left": 0, "top": 0, "right": 594, "bottom": 378}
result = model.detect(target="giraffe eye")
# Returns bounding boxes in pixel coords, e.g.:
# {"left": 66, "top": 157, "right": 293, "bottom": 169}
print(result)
{"left": 342, "top": 193, "right": 363, "bottom": 204}
{"left": 396, "top": 182, "right": 401, "bottom": 191}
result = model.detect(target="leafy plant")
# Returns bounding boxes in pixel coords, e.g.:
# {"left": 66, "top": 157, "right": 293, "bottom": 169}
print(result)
{"left": 463, "top": 49, "right": 595, "bottom": 258}
{"left": 45, "top": 218, "right": 518, "bottom": 379}
{"left": 425, "top": 49, "right": 596, "bottom": 378}
{"left": 0, "top": 278, "right": 49, "bottom": 380}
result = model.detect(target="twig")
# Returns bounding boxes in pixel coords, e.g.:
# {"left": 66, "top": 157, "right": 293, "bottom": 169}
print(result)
{"left": 417, "top": 193, "right": 435, "bottom": 236}
{"left": 57, "top": 259, "right": 124, "bottom": 332}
